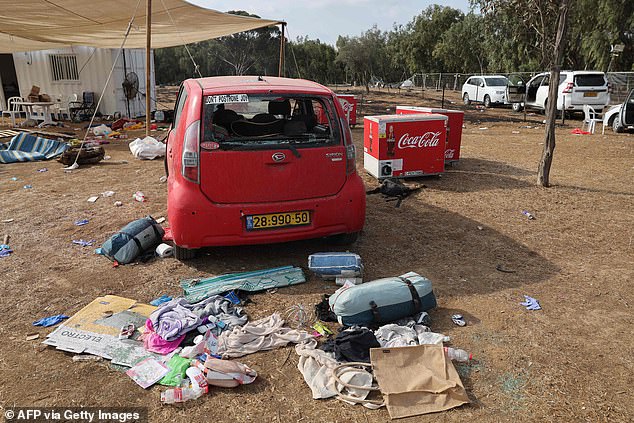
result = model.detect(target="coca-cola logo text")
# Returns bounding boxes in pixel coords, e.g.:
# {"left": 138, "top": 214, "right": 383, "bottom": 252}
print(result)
{"left": 397, "top": 132, "right": 441, "bottom": 149}
{"left": 340, "top": 100, "right": 353, "bottom": 112}
{"left": 445, "top": 149, "right": 455, "bottom": 159}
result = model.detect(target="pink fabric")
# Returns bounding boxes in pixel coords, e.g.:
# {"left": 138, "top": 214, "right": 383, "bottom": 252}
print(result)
{"left": 142, "top": 319, "right": 185, "bottom": 355}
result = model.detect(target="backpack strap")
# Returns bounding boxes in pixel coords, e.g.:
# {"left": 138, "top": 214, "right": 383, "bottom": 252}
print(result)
{"left": 369, "top": 301, "right": 381, "bottom": 322}
{"left": 119, "top": 230, "right": 143, "bottom": 251}
{"left": 399, "top": 277, "right": 421, "bottom": 313}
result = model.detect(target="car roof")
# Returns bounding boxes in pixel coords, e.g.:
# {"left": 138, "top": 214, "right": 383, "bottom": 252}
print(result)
{"left": 468, "top": 75, "right": 507, "bottom": 79}
{"left": 193, "top": 76, "right": 332, "bottom": 95}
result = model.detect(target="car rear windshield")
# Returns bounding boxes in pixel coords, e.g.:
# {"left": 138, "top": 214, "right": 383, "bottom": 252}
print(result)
{"left": 485, "top": 77, "right": 508, "bottom": 86}
{"left": 202, "top": 94, "right": 340, "bottom": 148}
{"left": 574, "top": 74, "right": 606, "bottom": 87}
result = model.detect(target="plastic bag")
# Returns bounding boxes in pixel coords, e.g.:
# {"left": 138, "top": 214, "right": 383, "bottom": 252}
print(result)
{"left": 129, "top": 136, "right": 166, "bottom": 160}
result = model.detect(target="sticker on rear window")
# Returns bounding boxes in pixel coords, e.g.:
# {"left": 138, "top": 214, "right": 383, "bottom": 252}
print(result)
{"left": 206, "top": 94, "right": 249, "bottom": 104}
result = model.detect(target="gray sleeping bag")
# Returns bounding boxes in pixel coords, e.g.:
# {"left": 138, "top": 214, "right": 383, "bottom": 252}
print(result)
{"left": 329, "top": 272, "right": 436, "bottom": 325}
{"left": 101, "top": 216, "right": 164, "bottom": 264}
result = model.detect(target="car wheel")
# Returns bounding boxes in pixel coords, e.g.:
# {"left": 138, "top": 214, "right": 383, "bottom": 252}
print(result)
{"left": 174, "top": 245, "right": 197, "bottom": 260}
{"left": 483, "top": 95, "right": 491, "bottom": 108}
{"left": 463, "top": 93, "right": 470, "bottom": 105}
{"left": 612, "top": 115, "right": 623, "bottom": 133}
{"left": 327, "top": 232, "right": 359, "bottom": 245}
{"left": 512, "top": 102, "right": 523, "bottom": 112}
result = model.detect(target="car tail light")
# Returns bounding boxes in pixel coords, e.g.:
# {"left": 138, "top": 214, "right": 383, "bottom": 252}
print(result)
{"left": 340, "top": 117, "right": 356, "bottom": 174}
{"left": 562, "top": 82, "right": 574, "bottom": 94}
{"left": 182, "top": 120, "right": 200, "bottom": 183}
{"left": 607, "top": 82, "right": 612, "bottom": 94}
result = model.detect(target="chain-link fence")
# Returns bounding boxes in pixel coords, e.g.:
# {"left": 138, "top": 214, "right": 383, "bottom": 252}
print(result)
{"left": 402, "top": 72, "right": 633, "bottom": 105}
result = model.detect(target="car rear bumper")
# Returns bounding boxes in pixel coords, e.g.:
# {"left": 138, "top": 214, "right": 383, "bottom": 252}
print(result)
{"left": 167, "top": 174, "right": 366, "bottom": 248}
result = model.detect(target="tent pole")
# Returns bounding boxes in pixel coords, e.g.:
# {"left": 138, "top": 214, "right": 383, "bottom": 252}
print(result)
{"left": 278, "top": 23, "right": 285, "bottom": 77}
{"left": 146, "top": 0, "right": 152, "bottom": 137}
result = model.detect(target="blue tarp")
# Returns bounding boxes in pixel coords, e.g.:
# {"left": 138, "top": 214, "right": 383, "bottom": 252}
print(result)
{"left": 0, "top": 132, "right": 69, "bottom": 164}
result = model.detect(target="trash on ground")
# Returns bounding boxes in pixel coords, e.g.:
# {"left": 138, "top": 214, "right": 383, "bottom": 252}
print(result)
{"left": 72, "top": 239, "right": 95, "bottom": 247}
{"left": 33, "top": 314, "right": 69, "bottom": 327}
{"left": 371, "top": 345, "right": 469, "bottom": 418}
{"left": 336, "top": 276, "right": 363, "bottom": 286}
{"left": 156, "top": 243, "right": 173, "bottom": 258}
{"left": 571, "top": 128, "right": 592, "bottom": 135}
{"left": 512, "top": 130, "right": 520, "bottom": 134}
{"left": 159, "top": 175, "right": 167, "bottom": 183}
{"left": 181, "top": 266, "right": 306, "bottom": 302}
{"left": 26, "top": 333, "right": 40, "bottom": 341}
{"left": 479, "top": 127, "right": 488, "bottom": 130}
{"left": 161, "top": 386, "right": 207, "bottom": 404}
{"left": 2, "top": 219, "right": 14, "bottom": 223}
{"left": 114, "top": 201, "right": 123, "bottom": 207}
{"left": 198, "top": 356, "right": 257, "bottom": 387}
{"left": 477, "top": 225, "right": 484, "bottom": 230}
{"left": 520, "top": 295, "right": 542, "bottom": 310}
{"left": 87, "top": 196, "right": 99, "bottom": 203}
{"left": 159, "top": 355, "right": 191, "bottom": 387}
{"left": 308, "top": 252, "right": 363, "bottom": 280}
{"left": 329, "top": 271, "right": 436, "bottom": 325}
{"left": 133, "top": 191, "right": 146, "bottom": 202}
{"left": 155, "top": 217, "right": 166, "bottom": 224}
{"left": 522, "top": 210, "right": 536, "bottom": 220}
{"left": 149, "top": 295, "right": 172, "bottom": 306}
{"left": 451, "top": 314, "right": 467, "bottom": 326}
{"left": 37, "top": 168, "right": 48, "bottom": 172}
{"left": 126, "top": 357, "right": 170, "bottom": 389}
{"left": 101, "top": 190, "right": 115, "bottom": 197}
{"left": 74, "top": 219, "right": 89, "bottom": 226}
{"left": 0, "top": 244, "right": 13, "bottom": 258}
{"left": 23, "top": 184, "right": 32, "bottom": 189}
{"left": 92, "top": 124, "right": 113, "bottom": 137}
{"left": 43, "top": 295, "right": 156, "bottom": 367}
{"left": 72, "top": 355, "right": 103, "bottom": 362}
{"left": 444, "top": 346, "right": 472, "bottom": 362}
{"left": 118, "top": 323, "right": 136, "bottom": 340}
{"left": 129, "top": 136, "right": 166, "bottom": 160}
{"left": 496, "top": 264, "right": 516, "bottom": 273}
{"left": 101, "top": 216, "right": 164, "bottom": 265}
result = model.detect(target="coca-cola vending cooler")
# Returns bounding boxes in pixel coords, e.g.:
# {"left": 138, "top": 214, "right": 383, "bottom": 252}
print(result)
{"left": 363, "top": 114, "right": 447, "bottom": 179}
{"left": 395, "top": 106, "right": 464, "bottom": 163}
{"left": 337, "top": 94, "right": 358, "bottom": 127}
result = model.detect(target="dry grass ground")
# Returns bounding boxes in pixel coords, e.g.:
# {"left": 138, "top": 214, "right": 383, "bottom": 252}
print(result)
{"left": 0, "top": 86, "right": 632, "bottom": 422}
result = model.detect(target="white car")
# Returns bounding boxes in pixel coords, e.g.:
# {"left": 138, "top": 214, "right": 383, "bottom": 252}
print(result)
{"left": 461, "top": 75, "right": 509, "bottom": 108}
{"left": 508, "top": 71, "right": 610, "bottom": 113}
{"left": 603, "top": 89, "right": 634, "bottom": 133}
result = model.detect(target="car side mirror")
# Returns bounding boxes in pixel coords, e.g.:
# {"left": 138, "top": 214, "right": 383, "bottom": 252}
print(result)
{"left": 480, "top": 83, "right": 485, "bottom": 88}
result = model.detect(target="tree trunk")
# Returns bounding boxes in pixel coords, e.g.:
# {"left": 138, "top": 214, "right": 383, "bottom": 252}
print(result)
{"left": 537, "top": 0, "right": 569, "bottom": 187}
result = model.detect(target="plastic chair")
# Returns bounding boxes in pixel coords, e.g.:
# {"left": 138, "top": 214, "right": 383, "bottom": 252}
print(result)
{"left": 1, "top": 97, "right": 25, "bottom": 126}
{"left": 68, "top": 92, "right": 95, "bottom": 122}
{"left": 582, "top": 104, "right": 602, "bottom": 134}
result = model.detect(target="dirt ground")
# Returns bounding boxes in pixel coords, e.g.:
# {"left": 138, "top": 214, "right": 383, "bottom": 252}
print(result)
{"left": 1, "top": 86, "right": 633, "bottom": 423}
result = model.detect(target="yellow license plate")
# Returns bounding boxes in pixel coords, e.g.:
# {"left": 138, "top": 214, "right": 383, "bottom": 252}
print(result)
{"left": 246, "top": 211, "right": 311, "bottom": 230}
{"left": 584, "top": 92, "right": 598, "bottom": 97}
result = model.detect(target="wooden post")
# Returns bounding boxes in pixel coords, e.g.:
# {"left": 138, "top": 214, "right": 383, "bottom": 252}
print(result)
{"left": 145, "top": 0, "right": 152, "bottom": 137}
{"left": 278, "top": 23, "right": 285, "bottom": 77}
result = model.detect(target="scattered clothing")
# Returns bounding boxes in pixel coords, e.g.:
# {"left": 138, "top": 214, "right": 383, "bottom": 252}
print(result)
{"left": 374, "top": 323, "right": 428, "bottom": 348}
{"left": 0, "top": 133, "right": 69, "bottom": 164}
{"left": 296, "top": 338, "right": 376, "bottom": 408}
{"left": 142, "top": 319, "right": 186, "bottom": 355}
{"left": 315, "top": 294, "right": 337, "bottom": 322}
{"left": 33, "top": 314, "right": 69, "bottom": 327}
{"left": 321, "top": 327, "right": 380, "bottom": 363}
{"left": 0, "top": 244, "right": 13, "bottom": 258}
{"left": 217, "top": 313, "right": 312, "bottom": 358}
{"left": 521, "top": 295, "right": 542, "bottom": 310}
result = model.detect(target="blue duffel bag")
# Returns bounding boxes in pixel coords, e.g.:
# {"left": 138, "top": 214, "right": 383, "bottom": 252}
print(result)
{"left": 101, "top": 216, "right": 164, "bottom": 264}
{"left": 328, "top": 272, "right": 436, "bottom": 325}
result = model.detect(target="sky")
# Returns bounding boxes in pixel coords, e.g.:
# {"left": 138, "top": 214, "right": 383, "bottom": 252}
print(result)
{"left": 188, "top": 0, "right": 472, "bottom": 46}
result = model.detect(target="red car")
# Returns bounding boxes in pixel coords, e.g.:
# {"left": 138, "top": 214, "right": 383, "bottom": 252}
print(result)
{"left": 165, "top": 76, "right": 366, "bottom": 260}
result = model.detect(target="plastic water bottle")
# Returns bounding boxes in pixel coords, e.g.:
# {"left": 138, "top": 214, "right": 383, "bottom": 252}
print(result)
{"left": 522, "top": 210, "right": 535, "bottom": 220}
{"left": 160, "top": 386, "right": 206, "bottom": 404}
{"left": 186, "top": 366, "right": 208, "bottom": 390}
{"left": 444, "top": 347, "right": 472, "bottom": 362}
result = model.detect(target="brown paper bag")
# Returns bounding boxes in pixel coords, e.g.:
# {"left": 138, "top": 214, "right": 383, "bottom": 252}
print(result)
{"left": 370, "top": 344, "right": 469, "bottom": 419}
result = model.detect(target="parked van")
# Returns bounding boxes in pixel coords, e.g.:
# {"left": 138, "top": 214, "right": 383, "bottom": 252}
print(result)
{"left": 165, "top": 76, "right": 366, "bottom": 260}
{"left": 508, "top": 71, "right": 610, "bottom": 113}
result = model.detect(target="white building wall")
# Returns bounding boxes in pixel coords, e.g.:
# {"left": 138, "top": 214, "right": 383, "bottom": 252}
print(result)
{"left": 12, "top": 46, "right": 154, "bottom": 118}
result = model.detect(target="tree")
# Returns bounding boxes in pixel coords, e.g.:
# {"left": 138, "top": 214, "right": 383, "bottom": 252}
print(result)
{"left": 336, "top": 26, "right": 391, "bottom": 91}
{"left": 433, "top": 13, "right": 487, "bottom": 73}
{"left": 475, "top": 0, "right": 569, "bottom": 187}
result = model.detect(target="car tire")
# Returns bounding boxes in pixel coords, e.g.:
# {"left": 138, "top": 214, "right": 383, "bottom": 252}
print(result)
{"left": 483, "top": 95, "right": 491, "bottom": 108}
{"left": 174, "top": 245, "right": 197, "bottom": 260}
{"left": 327, "top": 232, "right": 359, "bottom": 245}
{"left": 612, "top": 116, "right": 623, "bottom": 133}
{"left": 463, "top": 93, "right": 470, "bottom": 105}
{"left": 512, "top": 102, "right": 523, "bottom": 112}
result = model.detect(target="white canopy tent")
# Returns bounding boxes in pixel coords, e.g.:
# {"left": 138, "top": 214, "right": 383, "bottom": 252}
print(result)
{"left": 0, "top": 0, "right": 284, "bottom": 133}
